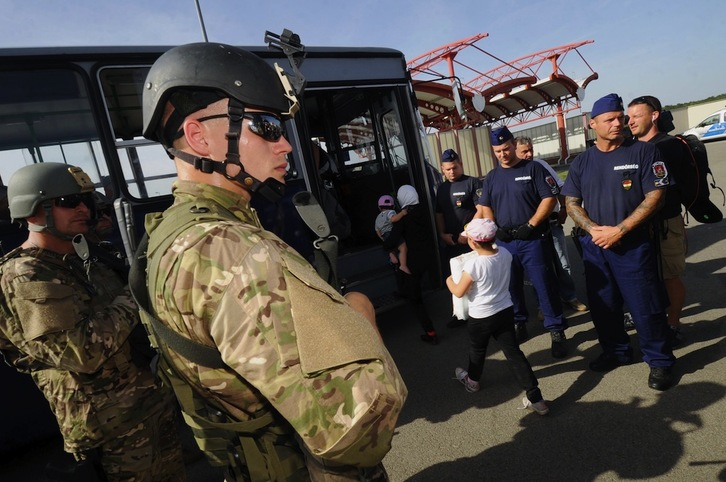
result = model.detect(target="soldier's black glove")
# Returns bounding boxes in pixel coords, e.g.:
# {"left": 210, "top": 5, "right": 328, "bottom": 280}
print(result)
{"left": 513, "top": 222, "right": 535, "bottom": 240}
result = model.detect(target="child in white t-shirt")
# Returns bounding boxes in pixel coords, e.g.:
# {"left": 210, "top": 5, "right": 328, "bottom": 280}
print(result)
{"left": 446, "top": 218, "right": 549, "bottom": 415}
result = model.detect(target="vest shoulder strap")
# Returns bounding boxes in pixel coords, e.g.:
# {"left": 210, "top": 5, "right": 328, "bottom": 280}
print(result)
{"left": 129, "top": 200, "right": 239, "bottom": 369}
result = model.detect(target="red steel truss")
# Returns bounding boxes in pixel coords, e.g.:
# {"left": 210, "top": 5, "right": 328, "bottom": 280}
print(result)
{"left": 408, "top": 35, "right": 598, "bottom": 158}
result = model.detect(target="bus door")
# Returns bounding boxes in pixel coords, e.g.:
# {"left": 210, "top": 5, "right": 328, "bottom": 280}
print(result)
{"left": 300, "top": 85, "right": 440, "bottom": 306}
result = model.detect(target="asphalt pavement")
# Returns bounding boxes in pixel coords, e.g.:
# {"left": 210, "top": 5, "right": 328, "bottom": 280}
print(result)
{"left": 1, "top": 141, "right": 725, "bottom": 481}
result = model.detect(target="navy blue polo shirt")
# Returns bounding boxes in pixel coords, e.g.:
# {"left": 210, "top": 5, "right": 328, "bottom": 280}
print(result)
{"left": 435, "top": 174, "right": 481, "bottom": 234}
{"left": 561, "top": 137, "right": 669, "bottom": 227}
{"left": 478, "top": 159, "right": 559, "bottom": 227}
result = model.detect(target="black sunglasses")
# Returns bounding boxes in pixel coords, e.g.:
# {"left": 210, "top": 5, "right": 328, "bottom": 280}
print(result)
{"left": 196, "top": 112, "right": 285, "bottom": 142}
{"left": 54, "top": 193, "right": 95, "bottom": 210}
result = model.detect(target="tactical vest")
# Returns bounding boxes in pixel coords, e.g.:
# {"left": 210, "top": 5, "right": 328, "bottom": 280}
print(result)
{"left": 129, "top": 200, "right": 309, "bottom": 481}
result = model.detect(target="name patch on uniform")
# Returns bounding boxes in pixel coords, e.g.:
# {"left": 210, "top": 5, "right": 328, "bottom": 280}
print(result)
{"left": 514, "top": 176, "right": 532, "bottom": 181}
{"left": 614, "top": 164, "right": 638, "bottom": 170}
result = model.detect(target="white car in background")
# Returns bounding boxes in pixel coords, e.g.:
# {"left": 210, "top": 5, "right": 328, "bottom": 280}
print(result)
{"left": 683, "top": 108, "right": 726, "bottom": 142}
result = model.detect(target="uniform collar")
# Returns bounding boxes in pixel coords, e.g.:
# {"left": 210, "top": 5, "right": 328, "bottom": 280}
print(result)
{"left": 171, "top": 180, "right": 260, "bottom": 227}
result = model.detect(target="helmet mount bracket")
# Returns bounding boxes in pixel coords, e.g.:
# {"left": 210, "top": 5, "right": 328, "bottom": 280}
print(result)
{"left": 265, "top": 29, "right": 306, "bottom": 96}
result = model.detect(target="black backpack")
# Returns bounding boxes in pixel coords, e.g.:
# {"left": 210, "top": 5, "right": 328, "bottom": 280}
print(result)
{"left": 674, "top": 134, "right": 724, "bottom": 223}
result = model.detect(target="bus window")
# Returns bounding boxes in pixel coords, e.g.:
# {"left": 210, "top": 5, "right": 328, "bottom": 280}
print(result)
{"left": 382, "top": 112, "right": 408, "bottom": 169}
{"left": 0, "top": 69, "right": 108, "bottom": 187}
{"left": 115, "top": 142, "right": 175, "bottom": 198}
{"left": 337, "top": 98, "right": 377, "bottom": 171}
{"left": 99, "top": 67, "right": 177, "bottom": 199}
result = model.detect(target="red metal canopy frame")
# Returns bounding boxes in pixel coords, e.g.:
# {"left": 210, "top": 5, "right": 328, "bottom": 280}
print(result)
{"left": 408, "top": 34, "right": 598, "bottom": 160}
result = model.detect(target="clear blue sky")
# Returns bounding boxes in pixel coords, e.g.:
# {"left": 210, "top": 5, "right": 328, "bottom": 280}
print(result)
{"left": 1, "top": 0, "right": 723, "bottom": 110}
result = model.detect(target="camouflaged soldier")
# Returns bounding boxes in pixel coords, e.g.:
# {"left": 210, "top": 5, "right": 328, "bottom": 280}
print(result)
{"left": 0, "top": 163, "right": 185, "bottom": 481}
{"left": 139, "top": 42, "right": 408, "bottom": 481}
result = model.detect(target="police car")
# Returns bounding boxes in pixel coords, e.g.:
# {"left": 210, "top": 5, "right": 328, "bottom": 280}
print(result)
{"left": 682, "top": 108, "right": 726, "bottom": 142}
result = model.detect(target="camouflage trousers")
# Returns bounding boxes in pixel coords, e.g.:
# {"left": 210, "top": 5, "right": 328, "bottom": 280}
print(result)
{"left": 76, "top": 403, "right": 186, "bottom": 482}
{"left": 305, "top": 454, "right": 389, "bottom": 482}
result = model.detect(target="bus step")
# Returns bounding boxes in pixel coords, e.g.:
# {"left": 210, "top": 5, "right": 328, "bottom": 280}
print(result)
{"left": 370, "top": 292, "right": 408, "bottom": 313}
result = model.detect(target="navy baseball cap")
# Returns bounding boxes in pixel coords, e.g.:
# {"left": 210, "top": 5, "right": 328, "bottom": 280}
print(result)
{"left": 441, "top": 149, "right": 459, "bottom": 162}
{"left": 591, "top": 93, "right": 624, "bottom": 119}
{"left": 490, "top": 126, "right": 513, "bottom": 146}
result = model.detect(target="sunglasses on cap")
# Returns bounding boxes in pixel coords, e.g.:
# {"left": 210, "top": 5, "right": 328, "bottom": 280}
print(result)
{"left": 54, "top": 193, "right": 95, "bottom": 210}
{"left": 631, "top": 96, "right": 660, "bottom": 112}
{"left": 196, "top": 112, "right": 285, "bottom": 142}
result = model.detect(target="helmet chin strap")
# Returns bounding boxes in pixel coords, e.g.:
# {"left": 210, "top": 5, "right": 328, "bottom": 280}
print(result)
{"left": 168, "top": 98, "right": 285, "bottom": 203}
{"left": 26, "top": 203, "right": 77, "bottom": 241}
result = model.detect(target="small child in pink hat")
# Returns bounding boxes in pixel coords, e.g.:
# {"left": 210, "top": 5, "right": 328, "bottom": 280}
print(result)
{"left": 446, "top": 218, "right": 549, "bottom": 415}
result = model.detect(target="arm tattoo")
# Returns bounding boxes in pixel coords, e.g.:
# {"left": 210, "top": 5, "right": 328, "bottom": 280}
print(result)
{"left": 565, "top": 196, "right": 595, "bottom": 232}
{"left": 622, "top": 189, "right": 664, "bottom": 230}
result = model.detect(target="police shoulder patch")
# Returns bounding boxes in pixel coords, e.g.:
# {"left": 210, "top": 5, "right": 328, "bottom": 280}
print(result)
{"left": 652, "top": 161, "right": 668, "bottom": 178}
{"left": 545, "top": 176, "right": 558, "bottom": 194}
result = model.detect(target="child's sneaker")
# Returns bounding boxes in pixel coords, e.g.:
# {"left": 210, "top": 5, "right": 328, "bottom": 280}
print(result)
{"left": 521, "top": 396, "right": 549, "bottom": 415}
{"left": 454, "top": 368, "right": 480, "bottom": 393}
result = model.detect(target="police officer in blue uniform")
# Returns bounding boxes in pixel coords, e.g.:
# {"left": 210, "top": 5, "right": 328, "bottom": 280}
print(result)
{"left": 476, "top": 126, "right": 568, "bottom": 358}
{"left": 436, "top": 148, "right": 481, "bottom": 260}
{"left": 436, "top": 148, "right": 482, "bottom": 328}
{"left": 562, "top": 93, "right": 675, "bottom": 391}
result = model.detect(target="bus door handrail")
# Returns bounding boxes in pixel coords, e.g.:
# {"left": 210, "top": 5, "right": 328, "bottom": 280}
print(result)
{"left": 114, "top": 198, "right": 137, "bottom": 260}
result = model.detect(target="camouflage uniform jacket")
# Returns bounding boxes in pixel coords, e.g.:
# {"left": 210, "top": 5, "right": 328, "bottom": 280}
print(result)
{"left": 0, "top": 246, "right": 169, "bottom": 454}
{"left": 147, "top": 180, "right": 408, "bottom": 468}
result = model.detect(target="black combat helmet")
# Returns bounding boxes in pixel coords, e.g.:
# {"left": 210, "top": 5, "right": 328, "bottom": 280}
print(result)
{"left": 141, "top": 42, "right": 297, "bottom": 202}
{"left": 142, "top": 42, "right": 292, "bottom": 145}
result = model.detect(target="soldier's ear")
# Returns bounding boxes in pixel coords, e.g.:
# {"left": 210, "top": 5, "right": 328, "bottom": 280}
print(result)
{"left": 183, "top": 118, "right": 211, "bottom": 154}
